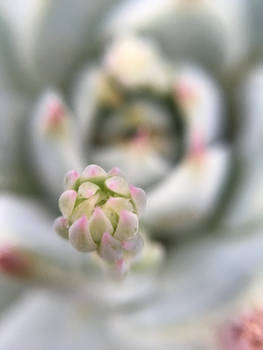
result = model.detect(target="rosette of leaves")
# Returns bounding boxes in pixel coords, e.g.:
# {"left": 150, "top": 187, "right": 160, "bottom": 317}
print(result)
{"left": 0, "top": 1, "right": 263, "bottom": 350}
{"left": 29, "top": 34, "right": 231, "bottom": 238}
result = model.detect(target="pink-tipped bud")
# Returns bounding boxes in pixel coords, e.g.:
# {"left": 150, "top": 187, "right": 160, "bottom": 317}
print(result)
{"left": 89, "top": 207, "right": 114, "bottom": 243}
{"left": 53, "top": 216, "right": 69, "bottom": 239}
{"left": 114, "top": 209, "right": 138, "bottom": 241}
{"left": 190, "top": 130, "right": 205, "bottom": 157}
{"left": 105, "top": 197, "right": 133, "bottom": 215}
{"left": 58, "top": 190, "right": 77, "bottom": 218}
{"left": 82, "top": 164, "right": 107, "bottom": 178}
{"left": 42, "top": 100, "right": 67, "bottom": 135}
{"left": 108, "top": 167, "right": 124, "bottom": 177}
{"left": 129, "top": 185, "right": 146, "bottom": 217}
{"left": 105, "top": 176, "right": 130, "bottom": 196}
{"left": 64, "top": 170, "right": 80, "bottom": 190}
{"left": 69, "top": 216, "right": 97, "bottom": 252}
{"left": 78, "top": 182, "right": 100, "bottom": 199}
{"left": 175, "top": 82, "right": 197, "bottom": 103}
{"left": 54, "top": 164, "right": 146, "bottom": 275}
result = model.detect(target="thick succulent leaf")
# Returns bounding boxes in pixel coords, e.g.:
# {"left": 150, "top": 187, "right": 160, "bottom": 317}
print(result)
{"left": 222, "top": 67, "right": 263, "bottom": 229}
{"left": 2, "top": 215, "right": 263, "bottom": 349}
{"left": 104, "top": 197, "right": 133, "bottom": 216}
{"left": 82, "top": 164, "right": 107, "bottom": 178}
{"left": 0, "top": 194, "right": 97, "bottom": 282}
{"left": 222, "top": 157, "right": 263, "bottom": 230}
{"left": 107, "top": 224, "right": 263, "bottom": 349}
{"left": 159, "top": 229, "right": 263, "bottom": 323}
{"left": 89, "top": 207, "right": 114, "bottom": 243}
{"left": 78, "top": 182, "right": 100, "bottom": 199}
{"left": 106, "top": 0, "right": 249, "bottom": 72}
{"left": 69, "top": 216, "right": 97, "bottom": 252}
{"left": 1, "top": 225, "right": 256, "bottom": 350}
{"left": 143, "top": 145, "right": 231, "bottom": 235}
{"left": 109, "top": 315, "right": 214, "bottom": 350}
{"left": 70, "top": 194, "right": 100, "bottom": 222}
{"left": 237, "top": 66, "right": 263, "bottom": 156}
{"left": 53, "top": 216, "right": 69, "bottom": 239}
{"left": 0, "top": 0, "right": 122, "bottom": 86}
{"left": 0, "top": 290, "right": 117, "bottom": 350}
{"left": 247, "top": 0, "right": 263, "bottom": 56}
{"left": 105, "top": 176, "right": 130, "bottom": 197}
{"left": 64, "top": 170, "right": 80, "bottom": 190}
{"left": 108, "top": 167, "right": 124, "bottom": 177}
{"left": 29, "top": 91, "right": 84, "bottom": 201}
{"left": 92, "top": 145, "right": 170, "bottom": 188}
{"left": 0, "top": 89, "right": 34, "bottom": 192}
{"left": 0, "top": 13, "right": 39, "bottom": 193}
{"left": 174, "top": 65, "right": 223, "bottom": 148}
{"left": 129, "top": 186, "right": 146, "bottom": 217}
{"left": 0, "top": 0, "right": 47, "bottom": 89}
{"left": 72, "top": 66, "right": 102, "bottom": 138}
{"left": 59, "top": 190, "right": 77, "bottom": 218}
{"left": 114, "top": 210, "right": 139, "bottom": 241}
{"left": 0, "top": 25, "right": 35, "bottom": 193}
{"left": 0, "top": 277, "right": 25, "bottom": 318}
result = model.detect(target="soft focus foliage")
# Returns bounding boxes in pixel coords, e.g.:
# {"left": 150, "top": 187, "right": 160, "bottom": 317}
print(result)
{"left": 0, "top": 1, "right": 263, "bottom": 349}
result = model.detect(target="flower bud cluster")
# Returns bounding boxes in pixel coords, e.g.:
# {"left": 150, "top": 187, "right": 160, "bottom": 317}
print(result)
{"left": 54, "top": 165, "right": 146, "bottom": 273}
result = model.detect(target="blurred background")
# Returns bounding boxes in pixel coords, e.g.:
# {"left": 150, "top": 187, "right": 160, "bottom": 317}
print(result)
{"left": 0, "top": 0, "right": 263, "bottom": 349}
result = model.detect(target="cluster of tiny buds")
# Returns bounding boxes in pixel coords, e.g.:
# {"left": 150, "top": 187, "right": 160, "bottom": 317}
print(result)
{"left": 54, "top": 164, "right": 146, "bottom": 275}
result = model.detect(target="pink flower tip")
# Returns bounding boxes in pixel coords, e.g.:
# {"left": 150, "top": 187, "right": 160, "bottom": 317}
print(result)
{"left": 67, "top": 190, "right": 77, "bottom": 199}
{"left": 108, "top": 167, "right": 123, "bottom": 176}
{"left": 102, "top": 232, "right": 111, "bottom": 244}
{"left": 190, "top": 130, "right": 206, "bottom": 158}
{"left": 129, "top": 184, "right": 138, "bottom": 195}
{"left": 43, "top": 100, "right": 66, "bottom": 133}
{"left": 0, "top": 247, "right": 31, "bottom": 277}
{"left": 66, "top": 169, "right": 79, "bottom": 179}
{"left": 94, "top": 206, "right": 102, "bottom": 215}
{"left": 175, "top": 82, "right": 196, "bottom": 101}
{"left": 120, "top": 209, "right": 130, "bottom": 223}
{"left": 89, "top": 165, "right": 99, "bottom": 176}
{"left": 48, "top": 100, "right": 64, "bottom": 116}
{"left": 78, "top": 215, "right": 88, "bottom": 229}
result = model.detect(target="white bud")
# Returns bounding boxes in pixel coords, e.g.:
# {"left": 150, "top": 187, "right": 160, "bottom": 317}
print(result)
{"left": 53, "top": 216, "right": 69, "bottom": 239}
{"left": 58, "top": 190, "right": 77, "bottom": 218}
{"left": 64, "top": 170, "right": 79, "bottom": 190}
{"left": 69, "top": 216, "right": 97, "bottom": 252}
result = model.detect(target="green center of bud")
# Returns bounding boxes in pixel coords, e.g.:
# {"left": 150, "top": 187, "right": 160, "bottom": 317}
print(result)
{"left": 88, "top": 82, "right": 185, "bottom": 188}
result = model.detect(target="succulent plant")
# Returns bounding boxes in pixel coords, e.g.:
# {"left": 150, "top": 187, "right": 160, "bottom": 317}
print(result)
{"left": 0, "top": 1, "right": 263, "bottom": 349}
